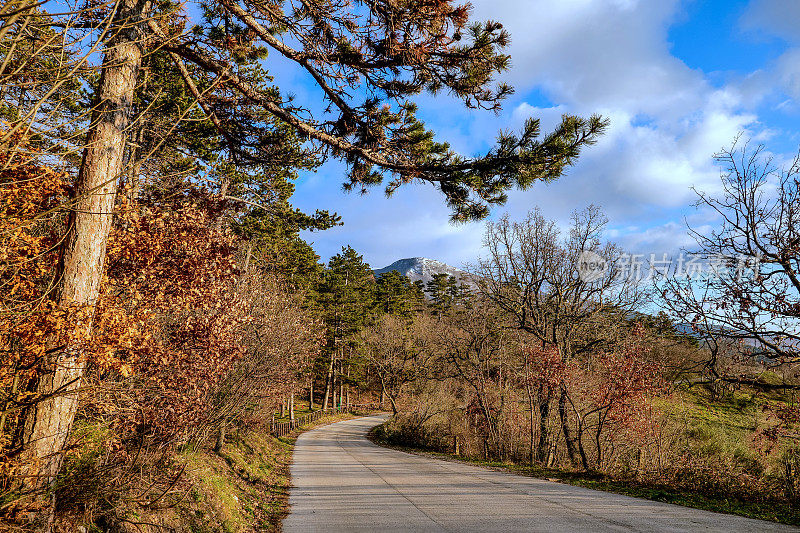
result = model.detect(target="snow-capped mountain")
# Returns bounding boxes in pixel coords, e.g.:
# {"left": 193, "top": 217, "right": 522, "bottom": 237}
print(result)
{"left": 373, "top": 257, "right": 469, "bottom": 287}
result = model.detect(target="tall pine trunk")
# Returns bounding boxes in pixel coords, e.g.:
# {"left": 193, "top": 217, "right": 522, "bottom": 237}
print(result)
{"left": 19, "top": 0, "right": 146, "bottom": 504}
{"left": 322, "top": 351, "right": 334, "bottom": 410}
{"left": 332, "top": 366, "right": 337, "bottom": 410}
{"left": 309, "top": 376, "right": 314, "bottom": 410}
{"left": 338, "top": 361, "right": 344, "bottom": 408}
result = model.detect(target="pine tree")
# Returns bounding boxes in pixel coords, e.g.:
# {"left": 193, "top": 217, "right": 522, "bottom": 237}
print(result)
{"left": 14, "top": 0, "right": 149, "bottom": 505}
{"left": 318, "top": 246, "right": 375, "bottom": 408}
{"left": 153, "top": 0, "right": 609, "bottom": 221}
{"left": 426, "top": 273, "right": 458, "bottom": 315}
{"left": 7, "top": 0, "right": 610, "bottom": 502}
{"left": 130, "top": 43, "right": 342, "bottom": 294}
{"left": 320, "top": 247, "right": 376, "bottom": 337}
{"left": 411, "top": 280, "right": 427, "bottom": 310}
{"left": 376, "top": 270, "right": 416, "bottom": 317}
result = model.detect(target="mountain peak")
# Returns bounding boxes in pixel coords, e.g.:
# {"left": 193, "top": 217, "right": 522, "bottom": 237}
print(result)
{"left": 373, "top": 257, "right": 467, "bottom": 286}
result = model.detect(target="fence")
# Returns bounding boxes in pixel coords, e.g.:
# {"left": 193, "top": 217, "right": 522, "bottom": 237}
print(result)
{"left": 270, "top": 403, "right": 382, "bottom": 437}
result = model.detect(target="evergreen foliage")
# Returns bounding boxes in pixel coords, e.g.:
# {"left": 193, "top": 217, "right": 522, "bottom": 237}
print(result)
{"left": 426, "top": 273, "right": 458, "bottom": 315}
{"left": 375, "top": 271, "right": 417, "bottom": 317}
{"left": 319, "top": 246, "right": 377, "bottom": 343}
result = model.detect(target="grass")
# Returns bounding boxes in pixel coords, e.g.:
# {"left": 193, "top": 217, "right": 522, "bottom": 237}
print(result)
{"left": 178, "top": 428, "right": 293, "bottom": 532}
{"left": 125, "top": 412, "right": 360, "bottom": 532}
{"left": 668, "top": 389, "right": 768, "bottom": 475}
{"left": 273, "top": 403, "right": 315, "bottom": 423}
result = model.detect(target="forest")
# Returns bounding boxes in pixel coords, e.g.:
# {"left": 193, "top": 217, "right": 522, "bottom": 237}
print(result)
{"left": 2, "top": 0, "right": 800, "bottom": 531}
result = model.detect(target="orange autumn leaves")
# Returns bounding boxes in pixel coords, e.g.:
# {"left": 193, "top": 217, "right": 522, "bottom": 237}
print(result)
{"left": 1, "top": 139, "right": 71, "bottom": 431}
{"left": 101, "top": 193, "right": 250, "bottom": 437}
{"left": 1, "top": 135, "right": 251, "bottom": 452}
{"left": 0, "top": 139, "right": 138, "bottom": 385}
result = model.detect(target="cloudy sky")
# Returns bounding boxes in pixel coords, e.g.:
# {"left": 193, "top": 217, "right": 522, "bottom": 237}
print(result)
{"left": 289, "top": 0, "right": 800, "bottom": 270}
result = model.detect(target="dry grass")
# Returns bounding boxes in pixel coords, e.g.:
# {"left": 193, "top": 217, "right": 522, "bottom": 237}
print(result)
{"left": 124, "top": 412, "right": 360, "bottom": 533}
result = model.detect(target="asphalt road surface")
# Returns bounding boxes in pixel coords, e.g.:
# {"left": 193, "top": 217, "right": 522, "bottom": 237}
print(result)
{"left": 283, "top": 415, "right": 795, "bottom": 532}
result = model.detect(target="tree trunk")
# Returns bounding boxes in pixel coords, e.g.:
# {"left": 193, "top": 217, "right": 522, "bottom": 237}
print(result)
{"left": 289, "top": 392, "right": 295, "bottom": 422}
{"left": 322, "top": 352, "right": 334, "bottom": 410}
{"left": 309, "top": 377, "right": 314, "bottom": 411}
{"left": 214, "top": 423, "right": 226, "bottom": 453}
{"left": 537, "top": 391, "right": 551, "bottom": 464}
{"left": 525, "top": 382, "right": 535, "bottom": 464}
{"left": 378, "top": 375, "right": 395, "bottom": 414}
{"left": 19, "top": 0, "right": 146, "bottom": 505}
{"left": 558, "top": 385, "right": 579, "bottom": 467}
{"left": 332, "top": 360, "right": 338, "bottom": 409}
{"left": 595, "top": 410, "right": 609, "bottom": 470}
{"left": 575, "top": 418, "right": 589, "bottom": 470}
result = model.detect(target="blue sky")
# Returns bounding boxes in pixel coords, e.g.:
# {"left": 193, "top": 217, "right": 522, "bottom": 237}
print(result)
{"left": 289, "top": 0, "right": 800, "bottom": 270}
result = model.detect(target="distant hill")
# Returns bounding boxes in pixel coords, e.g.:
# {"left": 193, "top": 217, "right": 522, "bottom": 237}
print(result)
{"left": 373, "top": 257, "right": 470, "bottom": 287}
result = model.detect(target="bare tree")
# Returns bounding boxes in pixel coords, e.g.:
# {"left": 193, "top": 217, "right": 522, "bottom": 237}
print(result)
{"left": 208, "top": 267, "right": 318, "bottom": 451}
{"left": 432, "top": 303, "right": 511, "bottom": 459}
{"left": 2, "top": 0, "right": 609, "bottom": 517}
{"left": 473, "top": 205, "right": 643, "bottom": 465}
{"left": 360, "top": 314, "right": 437, "bottom": 415}
{"left": 661, "top": 141, "right": 800, "bottom": 376}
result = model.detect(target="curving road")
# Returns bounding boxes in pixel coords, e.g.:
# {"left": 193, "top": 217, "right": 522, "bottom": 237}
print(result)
{"left": 283, "top": 416, "right": 795, "bottom": 532}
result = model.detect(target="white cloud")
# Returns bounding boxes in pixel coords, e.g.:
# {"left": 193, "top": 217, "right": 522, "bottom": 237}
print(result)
{"left": 614, "top": 220, "right": 697, "bottom": 254}
{"left": 511, "top": 103, "right": 567, "bottom": 133}
{"left": 776, "top": 49, "right": 800, "bottom": 98}
{"left": 742, "top": 0, "right": 800, "bottom": 44}
{"left": 461, "top": 0, "right": 763, "bottom": 238}
{"left": 739, "top": 0, "right": 800, "bottom": 103}
{"left": 471, "top": 0, "right": 703, "bottom": 114}
{"left": 500, "top": 93, "right": 755, "bottom": 222}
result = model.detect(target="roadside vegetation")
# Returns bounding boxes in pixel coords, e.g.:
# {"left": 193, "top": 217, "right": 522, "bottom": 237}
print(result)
{"left": 0, "top": 0, "right": 604, "bottom": 528}
{"left": 78, "top": 410, "right": 354, "bottom": 533}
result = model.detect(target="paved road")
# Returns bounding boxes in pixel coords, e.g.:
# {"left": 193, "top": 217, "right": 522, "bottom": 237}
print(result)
{"left": 284, "top": 416, "right": 795, "bottom": 532}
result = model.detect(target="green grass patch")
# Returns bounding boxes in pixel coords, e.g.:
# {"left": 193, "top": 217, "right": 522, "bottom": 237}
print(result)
{"left": 180, "top": 428, "right": 294, "bottom": 532}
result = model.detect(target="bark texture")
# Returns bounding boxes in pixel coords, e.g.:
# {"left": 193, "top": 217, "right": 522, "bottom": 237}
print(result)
{"left": 322, "top": 352, "right": 334, "bottom": 410}
{"left": 19, "top": 0, "right": 146, "bottom": 498}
